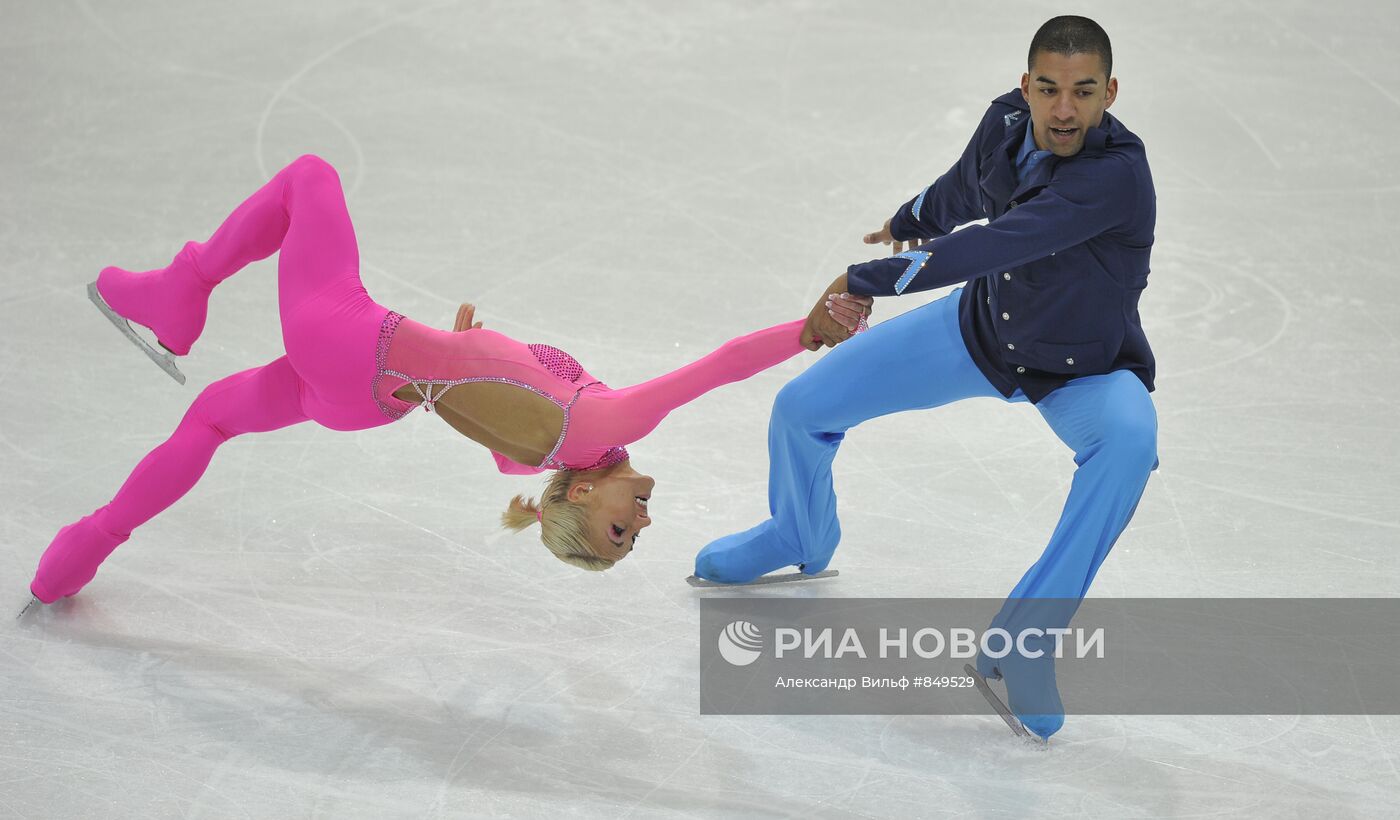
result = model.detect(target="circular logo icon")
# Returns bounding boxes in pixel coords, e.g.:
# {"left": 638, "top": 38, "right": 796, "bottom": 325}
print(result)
{"left": 718, "top": 620, "right": 763, "bottom": 666}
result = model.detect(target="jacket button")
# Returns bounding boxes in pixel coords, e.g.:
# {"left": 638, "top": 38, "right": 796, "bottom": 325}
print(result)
{"left": 1016, "top": 366, "right": 1026, "bottom": 374}
{"left": 1002, "top": 312, "right": 1010, "bottom": 320}
{"left": 1002, "top": 272, "right": 1012, "bottom": 281}
{"left": 1065, "top": 357, "right": 1075, "bottom": 365}
{"left": 1007, "top": 343, "right": 1015, "bottom": 350}
{"left": 1008, "top": 201, "right": 1018, "bottom": 209}
{"left": 986, "top": 296, "right": 990, "bottom": 304}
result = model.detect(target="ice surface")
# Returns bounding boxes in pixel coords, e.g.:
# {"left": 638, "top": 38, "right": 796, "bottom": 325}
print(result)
{"left": 3, "top": 0, "right": 1398, "bottom": 816}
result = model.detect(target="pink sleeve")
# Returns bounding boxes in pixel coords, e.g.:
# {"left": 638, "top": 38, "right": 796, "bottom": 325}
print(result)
{"left": 492, "top": 450, "right": 546, "bottom": 475}
{"left": 583, "top": 319, "right": 810, "bottom": 447}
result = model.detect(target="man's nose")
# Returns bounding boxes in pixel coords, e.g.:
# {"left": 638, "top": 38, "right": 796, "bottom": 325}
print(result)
{"left": 1053, "top": 93, "right": 1076, "bottom": 120}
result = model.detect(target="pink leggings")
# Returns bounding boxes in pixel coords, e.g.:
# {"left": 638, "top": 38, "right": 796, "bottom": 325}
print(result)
{"left": 33, "top": 156, "right": 394, "bottom": 601}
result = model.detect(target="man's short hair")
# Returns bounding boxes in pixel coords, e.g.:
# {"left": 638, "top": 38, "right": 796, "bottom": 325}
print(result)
{"left": 1028, "top": 16, "right": 1113, "bottom": 79}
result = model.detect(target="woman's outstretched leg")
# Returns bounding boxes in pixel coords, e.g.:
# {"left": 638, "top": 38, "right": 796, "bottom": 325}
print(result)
{"left": 30, "top": 357, "right": 310, "bottom": 602}
{"left": 95, "top": 154, "right": 359, "bottom": 357}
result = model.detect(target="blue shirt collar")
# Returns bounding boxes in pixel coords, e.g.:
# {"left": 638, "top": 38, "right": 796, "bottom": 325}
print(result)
{"left": 1015, "top": 120, "right": 1052, "bottom": 185}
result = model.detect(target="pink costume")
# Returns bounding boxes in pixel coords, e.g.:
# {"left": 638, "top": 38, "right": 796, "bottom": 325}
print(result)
{"left": 376, "top": 315, "right": 805, "bottom": 474}
{"left": 29, "top": 155, "right": 809, "bottom": 603}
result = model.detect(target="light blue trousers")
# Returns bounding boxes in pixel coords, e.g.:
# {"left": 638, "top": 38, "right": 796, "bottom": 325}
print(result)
{"left": 694, "top": 289, "right": 1158, "bottom": 737}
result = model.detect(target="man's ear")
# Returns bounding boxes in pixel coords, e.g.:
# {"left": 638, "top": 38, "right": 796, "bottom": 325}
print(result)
{"left": 1105, "top": 77, "right": 1118, "bottom": 109}
{"left": 1020, "top": 72, "right": 1031, "bottom": 102}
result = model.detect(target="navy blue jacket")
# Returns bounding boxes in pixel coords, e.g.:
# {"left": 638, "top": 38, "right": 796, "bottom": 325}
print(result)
{"left": 845, "top": 89, "right": 1157, "bottom": 403}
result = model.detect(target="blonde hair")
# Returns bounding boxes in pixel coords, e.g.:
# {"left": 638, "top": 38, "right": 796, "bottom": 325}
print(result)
{"left": 500, "top": 470, "right": 615, "bottom": 571}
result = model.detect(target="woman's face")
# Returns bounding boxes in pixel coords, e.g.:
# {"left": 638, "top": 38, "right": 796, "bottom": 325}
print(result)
{"left": 571, "top": 466, "right": 654, "bottom": 563}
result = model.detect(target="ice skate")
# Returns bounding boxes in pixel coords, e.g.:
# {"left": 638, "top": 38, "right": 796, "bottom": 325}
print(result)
{"left": 15, "top": 595, "right": 40, "bottom": 620}
{"left": 964, "top": 663, "right": 1049, "bottom": 746}
{"left": 685, "top": 568, "right": 838, "bottom": 588}
{"left": 87, "top": 241, "right": 217, "bottom": 385}
{"left": 30, "top": 512, "right": 129, "bottom": 604}
{"left": 692, "top": 519, "right": 840, "bottom": 586}
{"left": 88, "top": 281, "right": 187, "bottom": 385}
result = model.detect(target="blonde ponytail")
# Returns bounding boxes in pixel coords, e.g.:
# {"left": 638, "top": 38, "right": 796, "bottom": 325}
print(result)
{"left": 500, "top": 494, "right": 541, "bottom": 532}
{"left": 499, "top": 470, "right": 616, "bottom": 571}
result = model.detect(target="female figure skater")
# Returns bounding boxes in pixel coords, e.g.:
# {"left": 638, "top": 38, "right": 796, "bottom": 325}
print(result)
{"left": 29, "top": 154, "right": 871, "bottom": 604}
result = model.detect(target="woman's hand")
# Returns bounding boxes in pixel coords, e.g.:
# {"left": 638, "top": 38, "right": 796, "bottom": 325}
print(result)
{"left": 802, "top": 298, "right": 851, "bottom": 350}
{"left": 826, "top": 291, "right": 873, "bottom": 332}
{"left": 801, "top": 274, "right": 872, "bottom": 350}
{"left": 454, "top": 303, "right": 484, "bottom": 332}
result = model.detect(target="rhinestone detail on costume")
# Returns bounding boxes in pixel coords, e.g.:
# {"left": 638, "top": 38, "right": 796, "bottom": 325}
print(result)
{"left": 373, "top": 311, "right": 409, "bottom": 421}
{"left": 529, "top": 343, "right": 584, "bottom": 382}
{"left": 911, "top": 184, "right": 931, "bottom": 221}
{"left": 373, "top": 311, "right": 610, "bottom": 471}
{"left": 892, "top": 250, "right": 932, "bottom": 295}
{"left": 577, "top": 446, "right": 629, "bottom": 472}
{"left": 537, "top": 385, "right": 600, "bottom": 471}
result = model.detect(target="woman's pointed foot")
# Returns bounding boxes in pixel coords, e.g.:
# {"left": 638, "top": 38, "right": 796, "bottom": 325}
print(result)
{"left": 30, "top": 513, "right": 129, "bottom": 603}
{"left": 94, "top": 242, "right": 213, "bottom": 357}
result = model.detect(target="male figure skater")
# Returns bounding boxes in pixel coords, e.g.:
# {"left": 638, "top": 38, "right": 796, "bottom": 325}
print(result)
{"left": 696, "top": 16, "right": 1158, "bottom": 740}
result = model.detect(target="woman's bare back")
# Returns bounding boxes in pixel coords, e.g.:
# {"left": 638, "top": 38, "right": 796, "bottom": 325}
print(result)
{"left": 392, "top": 379, "right": 562, "bottom": 467}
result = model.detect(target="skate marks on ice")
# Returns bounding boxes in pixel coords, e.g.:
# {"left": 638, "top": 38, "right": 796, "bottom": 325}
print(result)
{"left": 964, "top": 663, "right": 1048, "bottom": 748}
{"left": 87, "top": 281, "right": 187, "bottom": 385}
{"left": 684, "top": 569, "right": 839, "bottom": 588}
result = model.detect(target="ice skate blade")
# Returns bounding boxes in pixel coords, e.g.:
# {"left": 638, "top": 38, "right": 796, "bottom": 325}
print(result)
{"left": 964, "top": 663, "right": 1045, "bottom": 745}
{"left": 87, "top": 281, "right": 186, "bottom": 385}
{"left": 16, "top": 596, "right": 41, "bottom": 620}
{"left": 685, "top": 569, "right": 839, "bottom": 588}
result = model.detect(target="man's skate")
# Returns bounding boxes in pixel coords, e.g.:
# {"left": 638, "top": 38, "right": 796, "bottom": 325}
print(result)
{"left": 690, "top": 519, "right": 841, "bottom": 587}
{"left": 964, "top": 663, "right": 1049, "bottom": 746}
{"left": 685, "top": 568, "right": 839, "bottom": 588}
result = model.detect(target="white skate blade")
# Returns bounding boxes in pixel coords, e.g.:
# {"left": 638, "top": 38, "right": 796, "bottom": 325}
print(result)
{"left": 964, "top": 663, "right": 1046, "bottom": 745}
{"left": 685, "top": 569, "right": 839, "bottom": 588}
{"left": 16, "top": 595, "right": 40, "bottom": 620}
{"left": 87, "top": 281, "right": 186, "bottom": 385}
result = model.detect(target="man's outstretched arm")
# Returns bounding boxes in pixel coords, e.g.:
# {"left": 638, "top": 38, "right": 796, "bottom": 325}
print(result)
{"left": 845, "top": 158, "right": 1137, "bottom": 297}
